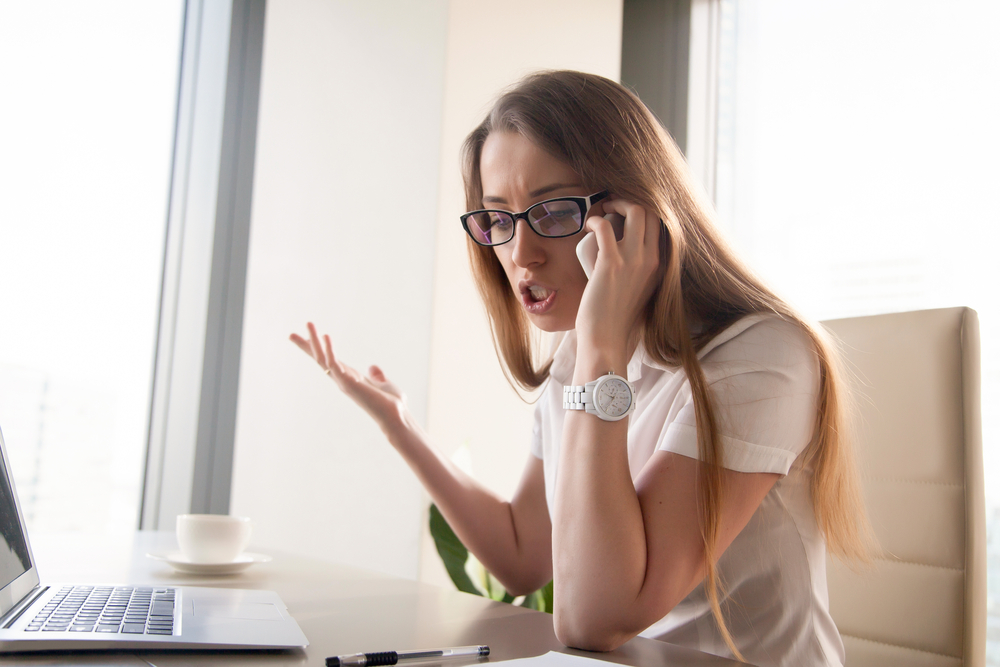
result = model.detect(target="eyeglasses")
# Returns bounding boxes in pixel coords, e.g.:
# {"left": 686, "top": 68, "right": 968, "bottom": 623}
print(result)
{"left": 460, "top": 191, "right": 609, "bottom": 247}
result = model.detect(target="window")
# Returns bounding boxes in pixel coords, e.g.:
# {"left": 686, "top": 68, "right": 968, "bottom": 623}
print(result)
{"left": 0, "top": 2, "right": 184, "bottom": 534}
{"left": 710, "top": 0, "right": 999, "bottom": 662}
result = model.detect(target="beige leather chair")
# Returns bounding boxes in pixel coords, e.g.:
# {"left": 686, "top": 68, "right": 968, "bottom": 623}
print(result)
{"left": 822, "top": 308, "right": 985, "bottom": 667}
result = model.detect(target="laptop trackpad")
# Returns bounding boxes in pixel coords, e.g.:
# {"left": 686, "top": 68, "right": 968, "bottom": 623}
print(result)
{"left": 193, "top": 601, "right": 283, "bottom": 620}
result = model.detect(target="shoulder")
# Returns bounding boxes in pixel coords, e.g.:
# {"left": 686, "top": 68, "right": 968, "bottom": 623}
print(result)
{"left": 698, "top": 314, "right": 819, "bottom": 385}
{"left": 649, "top": 314, "right": 823, "bottom": 472}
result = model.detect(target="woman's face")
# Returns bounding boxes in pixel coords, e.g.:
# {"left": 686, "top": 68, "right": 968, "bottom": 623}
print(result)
{"left": 480, "top": 131, "right": 592, "bottom": 333}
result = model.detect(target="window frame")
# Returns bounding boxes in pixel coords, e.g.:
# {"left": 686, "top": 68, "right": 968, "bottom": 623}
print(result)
{"left": 140, "top": 0, "right": 266, "bottom": 528}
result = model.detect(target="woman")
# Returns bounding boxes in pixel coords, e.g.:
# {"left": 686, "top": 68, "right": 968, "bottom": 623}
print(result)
{"left": 291, "top": 70, "right": 873, "bottom": 666}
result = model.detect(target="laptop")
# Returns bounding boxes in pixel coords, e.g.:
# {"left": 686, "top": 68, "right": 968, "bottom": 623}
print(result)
{"left": 0, "top": 426, "right": 309, "bottom": 652}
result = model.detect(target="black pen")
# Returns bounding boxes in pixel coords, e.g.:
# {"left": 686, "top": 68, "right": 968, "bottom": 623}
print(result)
{"left": 326, "top": 645, "right": 490, "bottom": 666}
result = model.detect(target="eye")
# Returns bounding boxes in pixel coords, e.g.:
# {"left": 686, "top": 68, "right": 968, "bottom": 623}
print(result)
{"left": 531, "top": 201, "right": 582, "bottom": 236}
{"left": 491, "top": 213, "right": 513, "bottom": 229}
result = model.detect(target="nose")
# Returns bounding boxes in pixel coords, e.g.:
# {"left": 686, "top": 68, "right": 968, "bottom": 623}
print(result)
{"left": 509, "top": 218, "right": 545, "bottom": 268}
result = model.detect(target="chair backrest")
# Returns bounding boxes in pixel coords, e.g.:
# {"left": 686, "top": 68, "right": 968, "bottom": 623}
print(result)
{"left": 822, "top": 308, "right": 985, "bottom": 667}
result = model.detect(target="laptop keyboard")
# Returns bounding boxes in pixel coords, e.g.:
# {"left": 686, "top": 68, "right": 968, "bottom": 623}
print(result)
{"left": 24, "top": 586, "right": 176, "bottom": 635}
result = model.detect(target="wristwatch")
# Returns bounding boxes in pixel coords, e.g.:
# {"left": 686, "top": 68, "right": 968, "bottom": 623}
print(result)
{"left": 563, "top": 372, "right": 636, "bottom": 422}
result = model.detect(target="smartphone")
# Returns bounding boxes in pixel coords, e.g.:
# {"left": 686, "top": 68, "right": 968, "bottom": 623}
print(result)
{"left": 576, "top": 213, "right": 625, "bottom": 279}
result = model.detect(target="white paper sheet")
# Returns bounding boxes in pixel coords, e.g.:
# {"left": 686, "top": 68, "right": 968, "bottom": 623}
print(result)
{"left": 496, "top": 651, "right": 619, "bottom": 666}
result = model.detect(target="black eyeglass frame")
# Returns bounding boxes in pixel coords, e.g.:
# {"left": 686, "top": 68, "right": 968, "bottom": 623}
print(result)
{"left": 460, "top": 190, "right": 610, "bottom": 247}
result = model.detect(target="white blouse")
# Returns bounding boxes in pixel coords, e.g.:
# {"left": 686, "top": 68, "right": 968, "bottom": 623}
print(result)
{"left": 530, "top": 314, "right": 844, "bottom": 667}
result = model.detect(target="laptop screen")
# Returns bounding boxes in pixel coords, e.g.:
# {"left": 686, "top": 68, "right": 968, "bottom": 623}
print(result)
{"left": 0, "top": 454, "right": 30, "bottom": 591}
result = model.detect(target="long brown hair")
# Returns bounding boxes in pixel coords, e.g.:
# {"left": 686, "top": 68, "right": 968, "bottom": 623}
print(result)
{"left": 461, "top": 70, "right": 873, "bottom": 659}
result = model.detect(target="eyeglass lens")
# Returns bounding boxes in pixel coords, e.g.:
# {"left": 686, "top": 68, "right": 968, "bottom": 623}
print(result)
{"left": 465, "top": 199, "right": 584, "bottom": 246}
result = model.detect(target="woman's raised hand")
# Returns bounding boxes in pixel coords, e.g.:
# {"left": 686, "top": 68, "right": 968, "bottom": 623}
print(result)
{"left": 289, "top": 322, "right": 407, "bottom": 433}
{"left": 575, "top": 198, "right": 662, "bottom": 355}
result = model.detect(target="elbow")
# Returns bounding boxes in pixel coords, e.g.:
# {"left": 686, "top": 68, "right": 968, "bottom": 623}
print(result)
{"left": 504, "top": 582, "right": 543, "bottom": 598}
{"left": 494, "top": 558, "right": 553, "bottom": 598}
{"left": 495, "top": 582, "right": 534, "bottom": 598}
{"left": 551, "top": 587, "right": 683, "bottom": 652}
{"left": 488, "top": 576, "right": 551, "bottom": 600}
{"left": 552, "top": 609, "right": 631, "bottom": 653}
{"left": 495, "top": 568, "right": 552, "bottom": 599}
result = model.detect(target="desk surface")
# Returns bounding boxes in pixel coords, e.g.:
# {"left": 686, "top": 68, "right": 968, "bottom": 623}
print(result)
{"left": 2, "top": 531, "right": 740, "bottom": 667}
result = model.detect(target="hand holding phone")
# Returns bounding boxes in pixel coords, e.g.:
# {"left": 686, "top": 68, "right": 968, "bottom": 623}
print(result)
{"left": 576, "top": 213, "right": 625, "bottom": 279}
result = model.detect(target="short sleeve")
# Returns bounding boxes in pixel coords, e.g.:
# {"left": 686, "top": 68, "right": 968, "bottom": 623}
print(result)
{"left": 656, "top": 318, "right": 820, "bottom": 475}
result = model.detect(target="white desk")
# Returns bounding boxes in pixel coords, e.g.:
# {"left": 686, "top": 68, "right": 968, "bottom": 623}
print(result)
{"left": 2, "top": 531, "right": 742, "bottom": 666}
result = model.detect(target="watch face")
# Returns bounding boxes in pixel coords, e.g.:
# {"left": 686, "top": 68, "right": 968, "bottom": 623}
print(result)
{"left": 595, "top": 377, "right": 632, "bottom": 418}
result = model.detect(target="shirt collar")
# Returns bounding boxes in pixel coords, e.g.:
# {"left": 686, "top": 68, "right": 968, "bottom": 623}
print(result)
{"left": 549, "top": 330, "right": 576, "bottom": 385}
{"left": 627, "top": 341, "right": 647, "bottom": 382}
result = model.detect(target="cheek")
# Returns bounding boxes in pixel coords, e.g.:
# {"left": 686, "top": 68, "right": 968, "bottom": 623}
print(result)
{"left": 492, "top": 247, "right": 518, "bottom": 288}
{"left": 562, "top": 241, "right": 589, "bottom": 288}
{"left": 554, "top": 244, "right": 589, "bottom": 306}
{"left": 563, "top": 270, "right": 588, "bottom": 307}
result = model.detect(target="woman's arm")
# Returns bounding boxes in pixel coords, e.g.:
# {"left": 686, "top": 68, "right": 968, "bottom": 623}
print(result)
{"left": 553, "top": 421, "right": 777, "bottom": 650}
{"left": 395, "top": 421, "right": 553, "bottom": 596}
{"left": 290, "top": 323, "right": 552, "bottom": 595}
{"left": 552, "top": 201, "right": 778, "bottom": 650}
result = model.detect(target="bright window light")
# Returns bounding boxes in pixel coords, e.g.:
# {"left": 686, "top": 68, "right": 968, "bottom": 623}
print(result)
{"left": 0, "top": 1, "right": 183, "bottom": 534}
{"left": 713, "top": 1, "right": 999, "bottom": 661}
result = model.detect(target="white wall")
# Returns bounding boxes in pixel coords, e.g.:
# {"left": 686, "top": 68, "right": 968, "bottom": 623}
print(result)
{"left": 232, "top": 0, "right": 623, "bottom": 583}
{"left": 230, "top": 0, "right": 448, "bottom": 579}
{"left": 421, "top": 0, "right": 623, "bottom": 586}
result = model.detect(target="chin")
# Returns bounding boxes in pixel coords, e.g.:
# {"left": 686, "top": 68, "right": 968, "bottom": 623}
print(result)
{"left": 527, "top": 313, "right": 575, "bottom": 333}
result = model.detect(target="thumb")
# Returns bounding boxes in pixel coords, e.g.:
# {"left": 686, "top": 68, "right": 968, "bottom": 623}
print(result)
{"left": 366, "top": 365, "right": 407, "bottom": 403}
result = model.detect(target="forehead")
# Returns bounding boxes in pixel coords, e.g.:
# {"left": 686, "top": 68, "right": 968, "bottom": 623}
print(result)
{"left": 479, "top": 132, "right": 579, "bottom": 195}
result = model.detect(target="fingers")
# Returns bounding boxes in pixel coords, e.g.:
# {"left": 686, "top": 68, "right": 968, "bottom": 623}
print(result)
{"left": 307, "top": 322, "right": 326, "bottom": 368}
{"left": 584, "top": 213, "right": 619, "bottom": 259}
{"left": 289, "top": 333, "right": 312, "bottom": 355}
{"left": 586, "top": 198, "right": 660, "bottom": 263}
{"left": 318, "top": 335, "right": 359, "bottom": 390}
{"left": 605, "top": 200, "right": 650, "bottom": 254}
{"left": 291, "top": 326, "right": 408, "bottom": 423}
{"left": 645, "top": 208, "right": 662, "bottom": 249}
{"left": 290, "top": 324, "right": 337, "bottom": 375}
{"left": 324, "top": 334, "right": 339, "bottom": 373}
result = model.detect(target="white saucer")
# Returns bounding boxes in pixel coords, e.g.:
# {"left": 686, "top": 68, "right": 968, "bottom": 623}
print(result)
{"left": 146, "top": 551, "right": 272, "bottom": 575}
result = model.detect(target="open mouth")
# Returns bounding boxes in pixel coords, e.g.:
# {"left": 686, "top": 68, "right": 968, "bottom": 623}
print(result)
{"left": 527, "top": 285, "right": 552, "bottom": 302}
{"left": 520, "top": 283, "right": 556, "bottom": 314}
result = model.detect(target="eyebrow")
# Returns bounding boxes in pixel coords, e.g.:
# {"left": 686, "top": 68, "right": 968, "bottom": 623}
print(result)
{"left": 482, "top": 182, "right": 583, "bottom": 206}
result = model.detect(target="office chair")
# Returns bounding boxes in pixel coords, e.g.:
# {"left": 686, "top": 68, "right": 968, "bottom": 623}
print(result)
{"left": 822, "top": 307, "right": 986, "bottom": 667}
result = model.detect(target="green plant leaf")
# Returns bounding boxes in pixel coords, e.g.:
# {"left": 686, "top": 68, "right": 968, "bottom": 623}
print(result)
{"left": 428, "top": 504, "right": 482, "bottom": 596}
{"left": 429, "top": 504, "right": 553, "bottom": 614}
{"left": 481, "top": 569, "right": 514, "bottom": 602}
{"left": 518, "top": 590, "right": 541, "bottom": 611}
{"left": 517, "top": 581, "right": 553, "bottom": 614}
{"left": 538, "top": 579, "right": 554, "bottom": 614}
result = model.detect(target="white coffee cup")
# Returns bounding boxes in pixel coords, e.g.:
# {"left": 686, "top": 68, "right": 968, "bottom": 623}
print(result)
{"left": 176, "top": 514, "right": 252, "bottom": 564}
